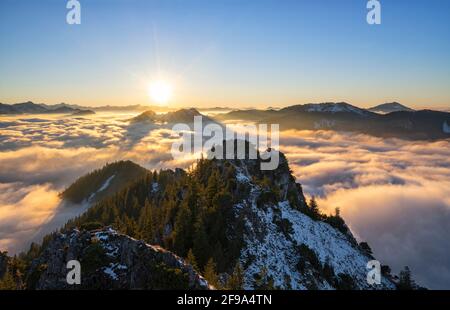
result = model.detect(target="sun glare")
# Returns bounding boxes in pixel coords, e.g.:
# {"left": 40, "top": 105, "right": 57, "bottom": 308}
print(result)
{"left": 148, "top": 81, "right": 173, "bottom": 105}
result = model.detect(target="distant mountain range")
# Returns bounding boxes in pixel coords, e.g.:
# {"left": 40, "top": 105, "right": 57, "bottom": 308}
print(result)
{"left": 0, "top": 101, "right": 85, "bottom": 115}
{"left": 2, "top": 101, "right": 449, "bottom": 140}
{"left": 0, "top": 101, "right": 170, "bottom": 115}
{"left": 217, "top": 102, "right": 450, "bottom": 140}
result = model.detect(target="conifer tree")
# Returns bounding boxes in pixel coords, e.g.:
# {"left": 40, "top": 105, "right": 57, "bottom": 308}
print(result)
{"left": 308, "top": 196, "right": 321, "bottom": 220}
{"left": 398, "top": 266, "right": 416, "bottom": 290}
{"left": 226, "top": 262, "right": 244, "bottom": 290}
{"left": 0, "top": 271, "right": 16, "bottom": 290}
{"left": 204, "top": 258, "right": 220, "bottom": 288}
{"left": 186, "top": 249, "right": 199, "bottom": 271}
{"left": 172, "top": 204, "right": 193, "bottom": 256}
{"left": 192, "top": 217, "right": 210, "bottom": 268}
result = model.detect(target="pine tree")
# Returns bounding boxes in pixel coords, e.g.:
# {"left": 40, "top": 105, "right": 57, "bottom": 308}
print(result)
{"left": 206, "top": 170, "right": 221, "bottom": 206}
{"left": 226, "top": 262, "right": 244, "bottom": 290}
{"left": 308, "top": 196, "right": 321, "bottom": 220}
{"left": 186, "top": 249, "right": 199, "bottom": 271}
{"left": 334, "top": 207, "right": 341, "bottom": 217}
{"left": 192, "top": 217, "right": 210, "bottom": 268}
{"left": 172, "top": 204, "right": 193, "bottom": 256}
{"left": 359, "top": 242, "right": 373, "bottom": 255}
{"left": 204, "top": 258, "right": 220, "bottom": 288}
{"left": 398, "top": 266, "right": 416, "bottom": 290}
{"left": 0, "top": 271, "right": 16, "bottom": 290}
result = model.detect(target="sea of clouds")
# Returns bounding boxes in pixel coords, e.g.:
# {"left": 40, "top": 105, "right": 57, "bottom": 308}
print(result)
{"left": 0, "top": 113, "right": 449, "bottom": 288}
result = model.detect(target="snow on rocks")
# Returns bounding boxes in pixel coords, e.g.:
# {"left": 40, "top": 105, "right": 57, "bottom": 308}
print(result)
{"left": 235, "top": 172, "right": 395, "bottom": 290}
{"left": 87, "top": 174, "right": 116, "bottom": 203}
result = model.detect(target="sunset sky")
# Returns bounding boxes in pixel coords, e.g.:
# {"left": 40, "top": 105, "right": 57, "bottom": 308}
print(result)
{"left": 1, "top": 0, "right": 449, "bottom": 108}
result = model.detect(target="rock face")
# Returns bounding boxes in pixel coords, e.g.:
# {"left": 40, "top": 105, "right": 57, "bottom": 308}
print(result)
{"left": 26, "top": 228, "right": 210, "bottom": 290}
{"left": 217, "top": 154, "right": 395, "bottom": 290}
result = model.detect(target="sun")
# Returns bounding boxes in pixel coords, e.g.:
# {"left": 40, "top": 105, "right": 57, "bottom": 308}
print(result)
{"left": 148, "top": 81, "right": 173, "bottom": 105}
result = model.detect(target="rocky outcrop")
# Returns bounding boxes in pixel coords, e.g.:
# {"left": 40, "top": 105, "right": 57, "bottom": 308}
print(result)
{"left": 209, "top": 147, "right": 395, "bottom": 290}
{"left": 26, "top": 228, "right": 210, "bottom": 290}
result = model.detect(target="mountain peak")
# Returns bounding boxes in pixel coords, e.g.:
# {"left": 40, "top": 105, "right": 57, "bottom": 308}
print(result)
{"left": 368, "top": 102, "right": 414, "bottom": 114}
{"left": 282, "top": 102, "right": 370, "bottom": 116}
{"left": 61, "top": 160, "right": 148, "bottom": 204}
{"left": 130, "top": 108, "right": 213, "bottom": 124}
{"left": 129, "top": 110, "right": 157, "bottom": 122}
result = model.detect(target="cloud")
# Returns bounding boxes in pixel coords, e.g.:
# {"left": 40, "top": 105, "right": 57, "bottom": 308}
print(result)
{"left": 279, "top": 130, "right": 450, "bottom": 289}
{"left": 0, "top": 183, "right": 60, "bottom": 254}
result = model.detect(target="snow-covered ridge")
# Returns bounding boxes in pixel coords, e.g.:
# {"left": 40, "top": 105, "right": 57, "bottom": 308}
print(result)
{"left": 303, "top": 103, "right": 369, "bottom": 116}
{"left": 232, "top": 164, "right": 395, "bottom": 290}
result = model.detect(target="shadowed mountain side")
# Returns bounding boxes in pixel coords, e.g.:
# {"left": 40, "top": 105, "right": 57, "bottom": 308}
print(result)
{"left": 60, "top": 160, "right": 148, "bottom": 204}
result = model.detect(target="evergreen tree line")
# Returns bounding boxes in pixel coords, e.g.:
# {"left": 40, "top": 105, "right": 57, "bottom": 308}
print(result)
{"left": 63, "top": 158, "right": 247, "bottom": 287}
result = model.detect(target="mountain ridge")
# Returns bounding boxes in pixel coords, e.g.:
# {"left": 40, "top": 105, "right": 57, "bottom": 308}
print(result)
{"left": 14, "top": 142, "right": 406, "bottom": 290}
{"left": 60, "top": 160, "right": 148, "bottom": 204}
{"left": 216, "top": 102, "right": 450, "bottom": 140}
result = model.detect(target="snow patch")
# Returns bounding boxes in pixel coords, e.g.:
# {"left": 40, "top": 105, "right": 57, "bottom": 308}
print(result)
{"left": 87, "top": 174, "right": 116, "bottom": 203}
{"left": 98, "top": 174, "right": 116, "bottom": 192}
{"left": 102, "top": 263, "right": 128, "bottom": 281}
{"left": 237, "top": 183, "right": 395, "bottom": 290}
{"left": 236, "top": 172, "right": 251, "bottom": 183}
{"left": 305, "top": 103, "right": 367, "bottom": 116}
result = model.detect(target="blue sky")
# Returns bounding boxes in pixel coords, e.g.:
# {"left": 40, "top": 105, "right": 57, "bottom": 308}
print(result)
{"left": 1, "top": 0, "right": 449, "bottom": 108}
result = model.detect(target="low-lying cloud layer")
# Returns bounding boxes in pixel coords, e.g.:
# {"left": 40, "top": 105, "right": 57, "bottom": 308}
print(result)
{"left": 0, "top": 114, "right": 449, "bottom": 288}
{"left": 281, "top": 130, "right": 450, "bottom": 289}
{"left": 0, "top": 113, "right": 193, "bottom": 254}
